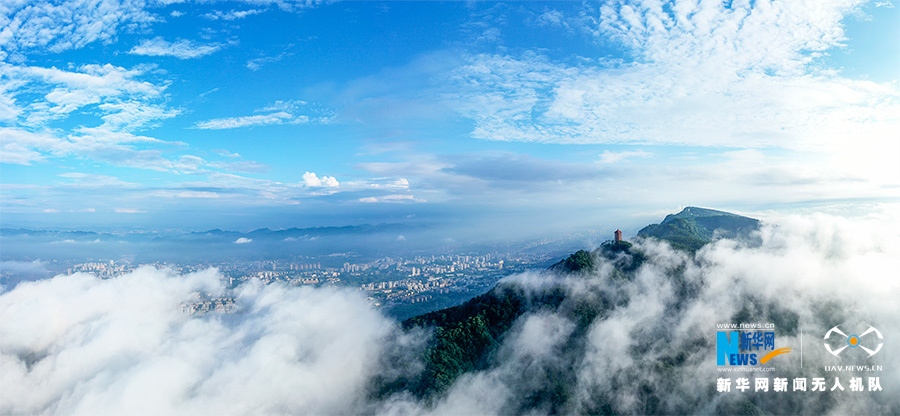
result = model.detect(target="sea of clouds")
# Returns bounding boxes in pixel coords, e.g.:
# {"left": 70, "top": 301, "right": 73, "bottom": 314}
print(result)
{"left": 2, "top": 211, "right": 898, "bottom": 415}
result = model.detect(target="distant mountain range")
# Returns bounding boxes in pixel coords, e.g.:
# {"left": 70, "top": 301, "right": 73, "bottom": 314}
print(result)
{"left": 0, "top": 223, "right": 437, "bottom": 265}
{"left": 0, "top": 223, "right": 415, "bottom": 241}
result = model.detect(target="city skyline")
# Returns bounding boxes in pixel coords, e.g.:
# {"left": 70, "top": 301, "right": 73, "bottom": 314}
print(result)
{"left": 2, "top": 1, "right": 898, "bottom": 233}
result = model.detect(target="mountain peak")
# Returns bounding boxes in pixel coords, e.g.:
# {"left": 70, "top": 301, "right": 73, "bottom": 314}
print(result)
{"left": 639, "top": 207, "right": 760, "bottom": 251}
{"left": 668, "top": 206, "right": 742, "bottom": 220}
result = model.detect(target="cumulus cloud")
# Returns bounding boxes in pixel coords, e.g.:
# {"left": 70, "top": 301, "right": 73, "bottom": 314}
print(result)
{"left": 302, "top": 171, "right": 339, "bottom": 188}
{"left": 1, "top": 212, "right": 898, "bottom": 414}
{"left": 0, "top": 267, "right": 395, "bottom": 415}
{"left": 129, "top": 37, "right": 223, "bottom": 59}
{"left": 233, "top": 237, "right": 252, "bottom": 244}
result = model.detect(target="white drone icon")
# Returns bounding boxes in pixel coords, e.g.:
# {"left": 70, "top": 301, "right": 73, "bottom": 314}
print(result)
{"left": 823, "top": 325, "right": 883, "bottom": 357}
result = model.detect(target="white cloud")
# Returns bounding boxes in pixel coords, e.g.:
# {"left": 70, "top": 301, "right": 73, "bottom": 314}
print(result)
{"left": 0, "top": 129, "right": 53, "bottom": 165}
{"left": 58, "top": 172, "right": 138, "bottom": 188}
{"left": 0, "top": 62, "right": 191, "bottom": 171}
{"left": 0, "top": 62, "right": 169, "bottom": 129}
{"left": 0, "top": 60, "right": 267, "bottom": 176}
{"left": 451, "top": 53, "right": 899, "bottom": 150}
{"left": 233, "top": 237, "right": 253, "bottom": 244}
{"left": 596, "top": 150, "right": 651, "bottom": 164}
{"left": 0, "top": 0, "right": 157, "bottom": 55}
{"left": 114, "top": 208, "right": 146, "bottom": 213}
{"left": 175, "top": 172, "right": 302, "bottom": 206}
{"left": 0, "top": 267, "right": 394, "bottom": 415}
{"left": 0, "top": 126, "right": 185, "bottom": 171}
{"left": 214, "top": 149, "right": 242, "bottom": 158}
{"left": 302, "top": 171, "right": 339, "bottom": 188}
{"left": 193, "top": 100, "right": 331, "bottom": 130}
{"left": 194, "top": 112, "right": 295, "bottom": 130}
{"left": 344, "top": 177, "right": 411, "bottom": 191}
{"left": 594, "top": 0, "right": 861, "bottom": 74}
{"left": 447, "top": 1, "right": 899, "bottom": 158}
{"left": 151, "top": 190, "right": 221, "bottom": 199}
{"left": 247, "top": 51, "right": 293, "bottom": 71}
{"left": 358, "top": 194, "right": 424, "bottom": 203}
{"left": 129, "top": 37, "right": 224, "bottom": 59}
{"left": 203, "top": 9, "right": 264, "bottom": 20}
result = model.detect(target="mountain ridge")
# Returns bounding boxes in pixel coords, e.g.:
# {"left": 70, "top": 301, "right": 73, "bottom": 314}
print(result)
{"left": 637, "top": 206, "right": 760, "bottom": 252}
{"left": 393, "top": 207, "right": 767, "bottom": 413}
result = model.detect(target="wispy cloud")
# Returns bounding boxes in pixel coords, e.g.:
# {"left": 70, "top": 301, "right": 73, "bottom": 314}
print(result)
{"left": 358, "top": 194, "right": 424, "bottom": 203}
{"left": 114, "top": 208, "right": 146, "bottom": 214}
{"left": 247, "top": 51, "right": 294, "bottom": 71}
{"left": 129, "top": 37, "right": 224, "bottom": 59}
{"left": 193, "top": 100, "right": 332, "bottom": 129}
{"left": 447, "top": 1, "right": 899, "bottom": 154}
{"left": 2, "top": 62, "right": 168, "bottom": 127}
{"left": 203, "top": 9, "right": 265, "bottom": 20}
{"left": 596, "top": 150, "right": 651, "bottom": 164}
{"left": 0, "top": 61, "right": 191, "bottom": 171}
{"left": 151, "top": 190, "right": 222, "bottom": 199}
{"left": 57, "top": 173, "right": 138, "bottom": 188}
{"left": 194, "top": 112, "right": 295, "bottom": 130}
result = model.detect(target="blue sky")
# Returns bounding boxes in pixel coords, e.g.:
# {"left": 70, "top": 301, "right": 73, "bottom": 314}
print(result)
{"left": 1, "top": 0, "right": 898, "bottom": 233}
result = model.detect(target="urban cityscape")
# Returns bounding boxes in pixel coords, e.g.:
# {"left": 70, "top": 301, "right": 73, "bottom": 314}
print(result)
{"left": 54, "top": 250, "right": 559, "bottom": 318}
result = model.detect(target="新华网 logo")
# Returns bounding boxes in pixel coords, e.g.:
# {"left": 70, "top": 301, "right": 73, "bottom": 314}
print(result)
{"left": 824, "top": 325, "right": 883, "bottom": 357}
{"left": 717, "top": 330, "right": 791, "bottom": 366}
